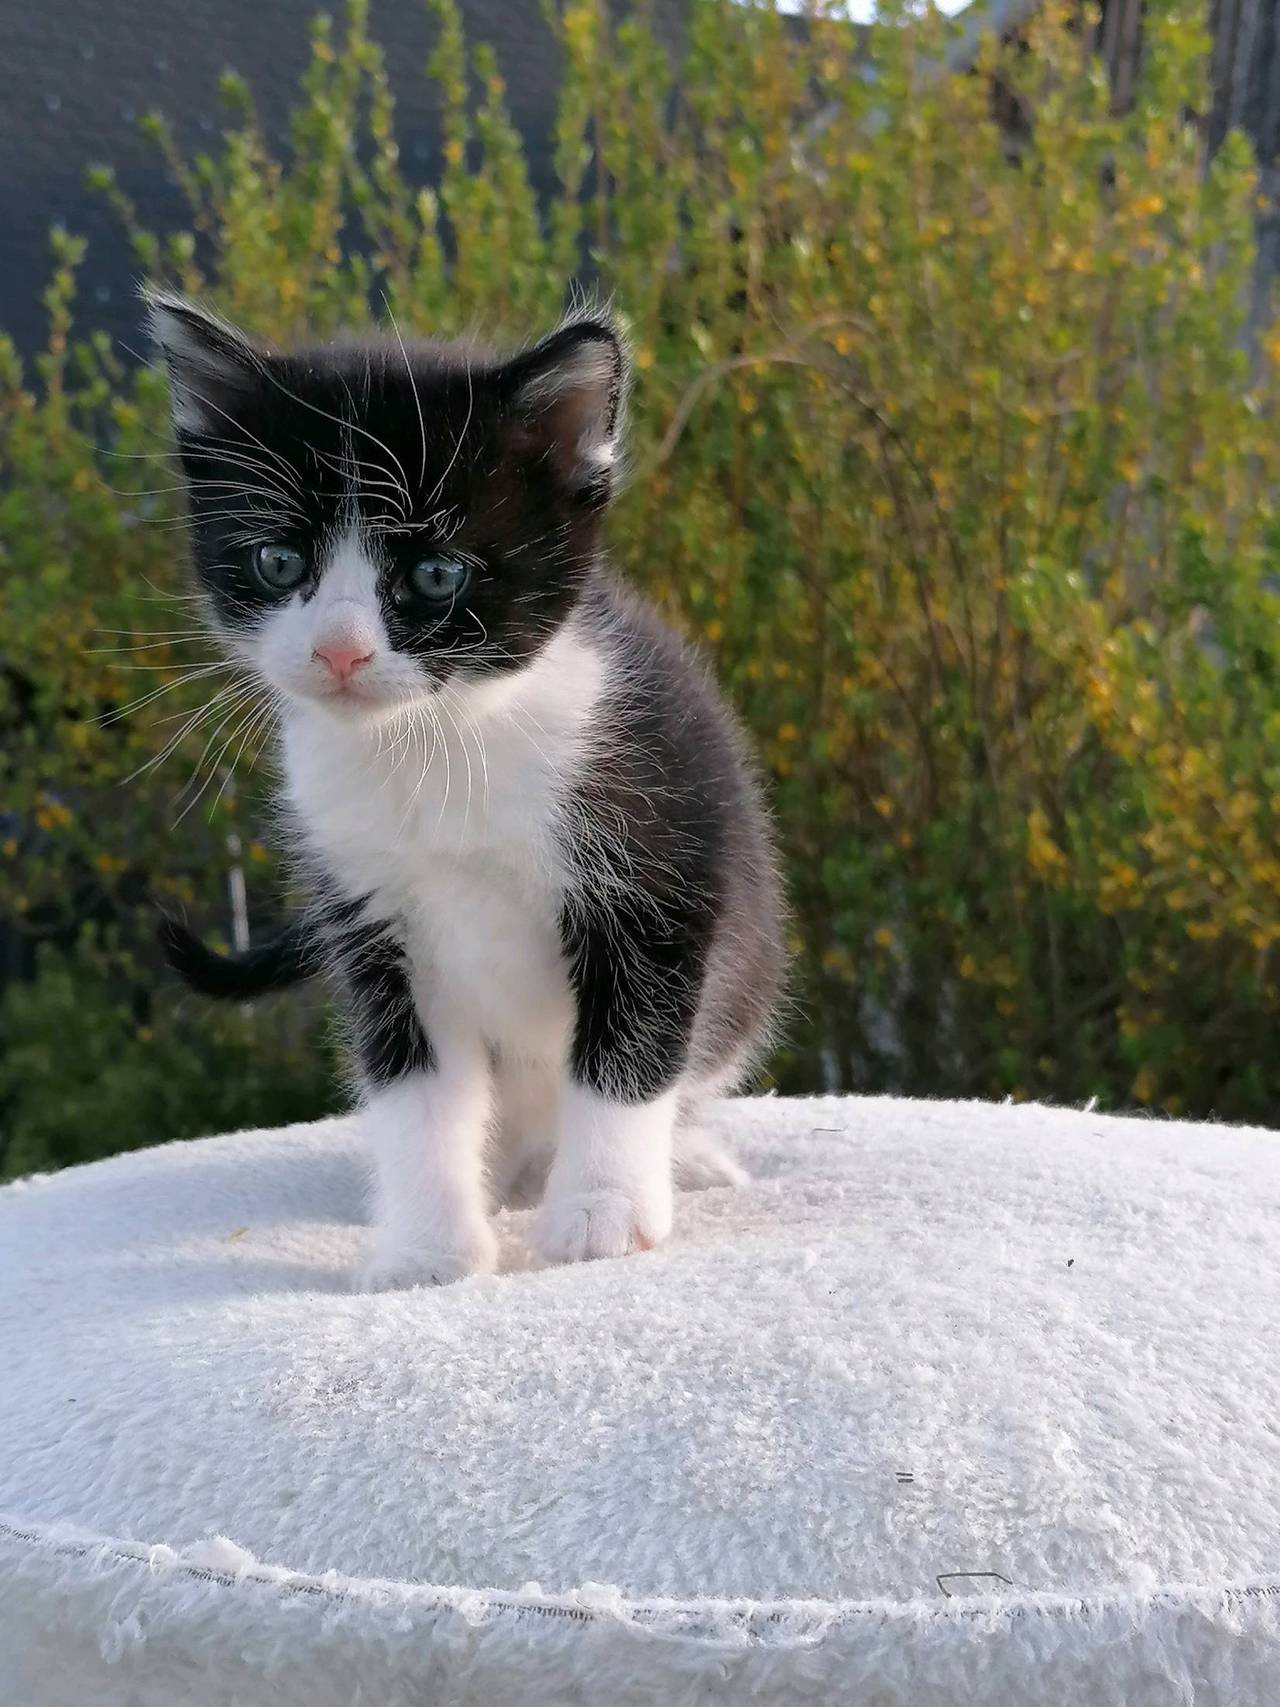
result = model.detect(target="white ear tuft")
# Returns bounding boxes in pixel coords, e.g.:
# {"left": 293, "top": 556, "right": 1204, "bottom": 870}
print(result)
{"left": 142, "top": 287, "right": 265, "bottom": 437}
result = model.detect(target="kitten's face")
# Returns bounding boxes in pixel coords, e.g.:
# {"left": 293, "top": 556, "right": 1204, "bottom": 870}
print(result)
{"left": 148, "top": 293, "right": 625, "bottom": 720}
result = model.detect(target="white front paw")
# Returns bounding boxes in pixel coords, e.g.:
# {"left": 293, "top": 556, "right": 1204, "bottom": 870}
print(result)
{"left": 535, "top": 1187, "right": 672, "bottom": 1265}
{"left": 358, "top": 1220, "right": 498, "bottom": 1291}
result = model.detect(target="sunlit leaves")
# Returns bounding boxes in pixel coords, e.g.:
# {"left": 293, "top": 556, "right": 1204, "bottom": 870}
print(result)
{"left": 4, "top": 0, "right": 1280, "bottom": 1146}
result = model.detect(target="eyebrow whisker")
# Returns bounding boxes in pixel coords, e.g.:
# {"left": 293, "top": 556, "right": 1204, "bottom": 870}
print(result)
{"left": 383, "top": 294, "right": 428, "bottom": 491}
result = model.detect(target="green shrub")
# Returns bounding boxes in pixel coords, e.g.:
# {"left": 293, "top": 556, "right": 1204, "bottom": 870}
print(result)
{"left": 3, "top": 0, "right": 1280, "bottom": 1172}
{"left": 0, "top": 935, "right": 340, "bottom": 1179}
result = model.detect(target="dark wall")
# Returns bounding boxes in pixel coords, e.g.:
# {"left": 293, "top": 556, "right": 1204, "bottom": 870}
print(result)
{"left": 1206, "top": 0, "right": 1280, "bottom": 325}
{"left": 0, "top": 0, "right": 586, "bottom": 358}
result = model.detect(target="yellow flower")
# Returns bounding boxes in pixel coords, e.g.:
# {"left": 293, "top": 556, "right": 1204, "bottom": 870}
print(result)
{"left": 1185, "top": 919, "right": 1221, "bottom": 941}
{"left": 1026, "top": 806, "right": 1067, "bottom": 879}
{"left": 991, "top": 955, "right": 1018, "bottom": 989}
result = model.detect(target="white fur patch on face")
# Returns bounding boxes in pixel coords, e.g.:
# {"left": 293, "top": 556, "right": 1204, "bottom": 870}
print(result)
{"left": 282, "top": 618, "right": 606, "bottom": 902}
{"left": 254, "top": 527, "right": 425, "bottom": 716}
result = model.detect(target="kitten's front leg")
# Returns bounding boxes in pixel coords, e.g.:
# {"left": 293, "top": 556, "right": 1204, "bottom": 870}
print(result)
{"left": 537, "top": 1082, "right": 677, "bottom": 1262}
{"left": 361, "top": 1060, "right": 497, "bottom": 1290}
{"left": 339, "top": 925, "right": 496, "bottom": 1289}
{"left": 535, "top": 898, "right": 706, "bottom": 1264}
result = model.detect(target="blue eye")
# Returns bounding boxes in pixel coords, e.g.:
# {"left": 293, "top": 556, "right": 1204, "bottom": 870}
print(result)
{"left": 407, "top": 557, "right": 471, "bottom": 604}
{"left": 253, "top": 542, "right": 307, "bottom": 592}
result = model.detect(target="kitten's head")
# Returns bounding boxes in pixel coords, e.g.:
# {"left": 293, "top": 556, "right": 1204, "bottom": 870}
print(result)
{"left": 146, "top": 290, "right": 626, "bottom": 718}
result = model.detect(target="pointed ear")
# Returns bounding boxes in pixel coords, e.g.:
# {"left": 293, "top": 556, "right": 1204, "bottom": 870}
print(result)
{"left": 504, "top": 318, "right": 626, "bottom": 494}
{"left": 142, "top": 287, "right": 266, "bottom": 437}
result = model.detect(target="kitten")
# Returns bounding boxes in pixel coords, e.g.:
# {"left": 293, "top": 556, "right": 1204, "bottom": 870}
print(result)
{"left": 146, "top": 290, "right": 785, "bottom": 1287}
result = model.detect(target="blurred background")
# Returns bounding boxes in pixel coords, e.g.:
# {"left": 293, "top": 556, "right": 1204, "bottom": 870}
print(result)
{"left": 2, "top": 0, "right": 1279, "bottom": 1179}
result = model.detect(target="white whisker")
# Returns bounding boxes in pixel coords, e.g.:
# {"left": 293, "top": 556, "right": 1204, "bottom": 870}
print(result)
{"left": 434, "top": 691, "right": 475, "bottom": 849}
{"left": 95, "top": 661, "right": 231, "bottom": 725}
{"left": 171, "top": 688, "right": 270, "bottom": 825}
{"left": 384, "top": 295, "right": 428, "bottom": 490}
{"left": 119, "top": 681, "right": 246, "bottom": 786}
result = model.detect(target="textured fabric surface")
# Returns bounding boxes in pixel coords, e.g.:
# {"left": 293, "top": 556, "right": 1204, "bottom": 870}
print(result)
{"left": 2, "top": 1094, "right": 1279, "bottom": 1705}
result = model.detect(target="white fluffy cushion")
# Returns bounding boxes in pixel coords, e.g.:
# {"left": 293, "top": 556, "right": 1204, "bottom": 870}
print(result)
{"left": 2, "top": 1095, "right": 1279, "bottom": 1705}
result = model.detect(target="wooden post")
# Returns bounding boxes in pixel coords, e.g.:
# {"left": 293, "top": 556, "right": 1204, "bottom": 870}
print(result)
{"left": 1206, "top": 0, "right": 1280, "bottom": 318}
{"left": 1091, "top": 0, "right": 1278, "bottom": 314}
{"left": 1099, "top": 0, "right": 1146, "bottom": 112}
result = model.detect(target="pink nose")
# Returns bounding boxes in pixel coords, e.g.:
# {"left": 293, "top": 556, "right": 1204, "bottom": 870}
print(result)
{"left": 312, "top": 641, "right": 374, "bottom": 684}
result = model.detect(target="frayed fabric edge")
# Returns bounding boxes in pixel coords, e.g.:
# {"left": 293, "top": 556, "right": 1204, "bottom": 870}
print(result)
{"left": 4, "top": 1512, "right": 1280, "bottom": 1645}
{"left": 7, "top": 1514, "right": 1280, "bottom": 1707}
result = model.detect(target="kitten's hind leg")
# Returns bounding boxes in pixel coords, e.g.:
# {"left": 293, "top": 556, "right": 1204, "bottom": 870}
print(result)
{"left": 672, "top": 1085, "right": 750, "bottom": 1194}
{"left": 672, "top": 1077, "right": 751, "bottom": 1190}
{"left": 488, "top": 1051, "right": 558, "bottom": 1210}
{"left": 672, "top": 1123, "right": 750, "bottom": 1191}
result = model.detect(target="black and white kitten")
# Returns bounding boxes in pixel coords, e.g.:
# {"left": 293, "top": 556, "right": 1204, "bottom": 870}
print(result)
{"left": 147, "top": 290, "right": 784, "bottom": 1287}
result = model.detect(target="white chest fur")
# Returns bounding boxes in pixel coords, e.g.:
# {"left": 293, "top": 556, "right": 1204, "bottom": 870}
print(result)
{"left": 280, "top": 630, "right": 604, "bottom": 1056}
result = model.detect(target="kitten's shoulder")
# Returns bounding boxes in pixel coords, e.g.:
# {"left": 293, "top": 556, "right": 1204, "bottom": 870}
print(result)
{"left": 576, "top": 566, "right": 762, "bottom": 809}
{"left": 579, "top": 567, "right": 721, "bottom": 700}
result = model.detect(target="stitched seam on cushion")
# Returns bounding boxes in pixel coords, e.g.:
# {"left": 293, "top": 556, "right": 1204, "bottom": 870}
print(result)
{"left": 4, "top": 1517, "right": 1280, "bottom": 1647}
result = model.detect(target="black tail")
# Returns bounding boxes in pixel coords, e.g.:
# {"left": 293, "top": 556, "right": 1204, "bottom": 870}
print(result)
{"left": 158, "top": 912, "right": 322, "bottom": 1001}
